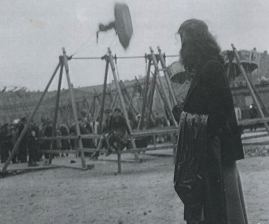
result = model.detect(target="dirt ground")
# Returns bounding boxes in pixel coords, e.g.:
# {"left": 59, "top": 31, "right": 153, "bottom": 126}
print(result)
{"left": 0, "top": 149, "right": 269, "bottom": 224}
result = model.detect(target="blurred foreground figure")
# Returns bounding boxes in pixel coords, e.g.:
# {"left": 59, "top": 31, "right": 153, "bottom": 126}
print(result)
{"left": 174, "top": 19, "right": 248, "bottom": 224}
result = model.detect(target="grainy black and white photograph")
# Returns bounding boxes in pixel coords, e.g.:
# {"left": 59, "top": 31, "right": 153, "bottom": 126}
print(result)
{"left": 0, "top": 0, "right": 268, "bottom": 223}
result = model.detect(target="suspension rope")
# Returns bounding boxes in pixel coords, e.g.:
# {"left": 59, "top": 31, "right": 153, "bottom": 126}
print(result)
{"left": 71, "top": 34, "right": 96, "bottom": 57}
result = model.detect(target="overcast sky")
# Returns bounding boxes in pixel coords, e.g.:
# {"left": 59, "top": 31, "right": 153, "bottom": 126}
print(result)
{"left": 0, "top": 0, "right": 269, "bottom": 91}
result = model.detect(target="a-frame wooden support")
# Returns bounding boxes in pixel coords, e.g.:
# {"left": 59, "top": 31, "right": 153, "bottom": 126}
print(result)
{"left": 138, "top": 47, "right": 179, "bottom": 130}
{"left": 97, "top": 48, "right": 139, "bottom": 173}
{"left": 232, "top": 44, "right": 269, "bottom": 133}
{"left": 1, "top": 48, "right": 88, "bottom": 175}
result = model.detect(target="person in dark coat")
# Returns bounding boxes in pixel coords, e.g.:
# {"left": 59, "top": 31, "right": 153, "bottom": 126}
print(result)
{"left": 0, "top": 123, "right": 12, "bottom": 163}
{"left": 249, "top": 104, "right": 258, "bottom": 131}
{"left": 18, "top": 117, "right": 28, "bottom": 163}
{"left": 91, "top": 109, "right": 113, "bottom": 159}
{"left": 60, "top": 124, "right": 70, "bottom": 157}
{"left": 106, "top": 108, "right": 131, "bottom": 156}
{"left": 44, "top": 121, "right": 53, "bottom": 164}
{"left": 28, "top": 125, "right": 39, "bottom": 167}
{"left": 173, "top": 19, "right": 248, "bottom": 224}
{"left": 10, "top": 124, "right": 19, "bottom": 163}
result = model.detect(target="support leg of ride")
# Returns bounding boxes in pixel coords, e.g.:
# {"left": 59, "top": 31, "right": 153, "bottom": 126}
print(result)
{"left": 48, "top": 154, "right": 53, "bottom": 165}
{"left": 172, "top": 133, "right": 177, "bottom": 164}
{"left": 134, "top": 152, "right": 140, "bottom": 162}
{"left": 117, "top": 149, "right": 122, "bottom": 174}
{"left": 153, "top": 135, "right": 156, "bottom": 146}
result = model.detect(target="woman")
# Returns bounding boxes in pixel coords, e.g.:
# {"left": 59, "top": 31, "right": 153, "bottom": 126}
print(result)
{"left": 174, "top": 19, "right": 248, "bottom": 224}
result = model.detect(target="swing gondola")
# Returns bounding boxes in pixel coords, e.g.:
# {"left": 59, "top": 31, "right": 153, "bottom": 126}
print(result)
{"left": 97, "top": 3, "right": 133, "bottom": 49}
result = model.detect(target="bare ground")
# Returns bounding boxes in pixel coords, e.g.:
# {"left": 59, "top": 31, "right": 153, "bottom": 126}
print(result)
{"left": 0, "top": 150, "right": 269, "bottom": 224}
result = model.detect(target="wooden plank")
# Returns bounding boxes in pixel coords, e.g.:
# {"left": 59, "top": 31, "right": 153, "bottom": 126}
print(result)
{"left": 243, "top": 141, "right": 269, "bottom": 146}
{"left": 40, "top": 150, "right": 77, "bottom": 154}
{"left": 78, "top": 144, "right": 174, "bottom": 155}
{"left": 238, "top": 117, "right": 269, "bottom": 126}
{"left": 3, "top": 165, "right": 63, "bottom": 173}
{"left": 37, "top": 128, "right": 178, "bottom": 141}
{"left": 38, "top": 134, "right": 101, "bottom": 141}
{"left": 241, "top": 133, "right": 268, "bottom": 140}
{"left": 132, "top": 127, "right": 179, "bottom": 136}
{"left": 38, "top": 136, "right": 79, "bottom": 140}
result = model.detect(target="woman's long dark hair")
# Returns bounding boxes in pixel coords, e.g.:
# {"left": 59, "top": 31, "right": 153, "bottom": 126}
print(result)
{"left": 178, "top": 19, "right": 223, "bottom": 72}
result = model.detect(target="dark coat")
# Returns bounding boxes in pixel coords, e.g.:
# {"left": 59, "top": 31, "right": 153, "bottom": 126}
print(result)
{"left": 110, "top": 115, "right": 131, "bottom": 135}
{"left": 183, "top": 60, "right": 244, "bottom": 162}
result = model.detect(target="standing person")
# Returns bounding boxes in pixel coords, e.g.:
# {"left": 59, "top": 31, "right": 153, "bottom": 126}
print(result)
{"left": 91, "top": 109, "right": 113, "bottom": 159}
{"left": 234, "top": 104, "right": 242, "bottom": 123}
{"left": 174, "top": 19, "right": 248, "bottom": 224}
{"left": 44, "top": 120, "right": 53, "bottom": 164}
{"left": 28, "top": 125, "right": 39, "bottom": 167}
{"left": 60, "top": 124, "right": 70, "bottom": 157}
{"left": 234, "top": 104, "right": 243, "bottom": 134}
{"left": 249, "top": 104, "right": 257, "bottom": 131}
{"left": 90, "top": 117, "right": 100, "bottom": 148}
{"left": 11, "top": 124, "right": 19, "bottom": 163}
{"left": 0, "top": 123, "right": 12, "bottom": 163}
{"left": 18, "top": 117, "right": 28, "bottom": 163}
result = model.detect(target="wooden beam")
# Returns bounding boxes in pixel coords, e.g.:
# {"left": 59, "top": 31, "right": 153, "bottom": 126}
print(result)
{"left": 138, "top": 58, "right": 151, "bottom": 130}
{"left": 98, "top": 60, "right": 109, "bottom": 134}
{"left": 146, "top": 70, "right": 157, "bottom": 128}
{"left": 238, "top": 117, "right": 269, "bottom": 126}
{"left": 50, "top": 61, "right": 64, "bottom": 164}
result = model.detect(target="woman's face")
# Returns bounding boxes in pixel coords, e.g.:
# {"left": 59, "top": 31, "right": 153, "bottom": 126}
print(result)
{"left": 179, "top": 30, "right": 190, "bottom": 45}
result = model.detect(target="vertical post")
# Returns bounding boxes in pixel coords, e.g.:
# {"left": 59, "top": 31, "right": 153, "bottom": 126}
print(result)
{"left": 117, "top": 150, "right": 122, "bottom": 174}
{"left": 98, "top": 60, "right": 110, "bottom": 134}
{"left": 1, "top": 62, "right": 61, "bottom": 174}
{"left": 127, "top": 88, "right": 136, "bottom": 112}
{"left": 146, "top": 70, "right": 157, "bottom": 128}
{"left": 91, "top": 96, "right": 96, "bottom": 119}
{"left": 150, "top": 47, "right": 178, "bottom": 127}
{"left": 108, "top": 91, "right": 113, "bottom": 103}
{"left": 50, "top": 59, "right": 64, "bottom": 164}
{"left": 119, "top": 81, "right": 137, "bottom": 120}
{"left": 110, "top": 92, "right": 118, "bottom": 110}
{"left": 157, "top": 47, "right": 178, "bottom": 106}
{"left": 172, "top": 133, "right": 177, "bottom": 164}
{"left": 62, "top": 48, "right": 86, "bottom": 169}
{"left": 232, "top": 44, "right": 269, "bottom": 133}
{"left": 107, "top": 48, "right": 139, "bottom": 163}
{"left": 138, "top": 56, "right": 151, "bottom": 130}
{"left": 156, "top": 87, "right": 169, "bottom": 126}
{"left": 120, "top": 81, "right": 139, "bottom": 114}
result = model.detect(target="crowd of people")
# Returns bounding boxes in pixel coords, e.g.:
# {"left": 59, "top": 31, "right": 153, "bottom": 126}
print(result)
{"left": 0, "top": 107, "right": 176, "bottom": 166}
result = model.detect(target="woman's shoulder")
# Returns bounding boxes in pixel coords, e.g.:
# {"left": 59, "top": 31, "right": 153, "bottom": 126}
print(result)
{"left": 201, "top": 59, "right": 224, "bottom": 72}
